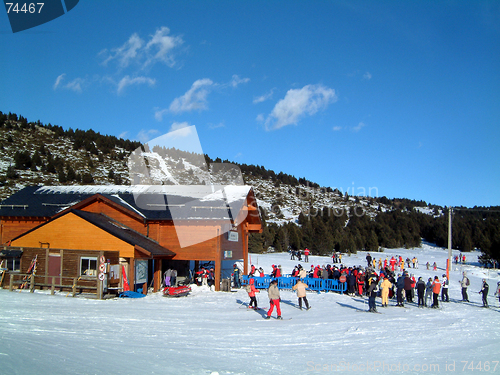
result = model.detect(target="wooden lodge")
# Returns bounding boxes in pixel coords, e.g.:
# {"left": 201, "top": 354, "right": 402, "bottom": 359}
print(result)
{"left": 0, "top": 185, "right": 262, "bottom": 295}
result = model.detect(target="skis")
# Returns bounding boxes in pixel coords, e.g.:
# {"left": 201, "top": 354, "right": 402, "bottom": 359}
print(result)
{"left": 19, "top": 255, "right": 37, "bottom": 290}
{"left": 259, "top": 317, "right": 292, "bottom": 320}
{"left": 356, "top": 310, "right": 382, "bottom": 314}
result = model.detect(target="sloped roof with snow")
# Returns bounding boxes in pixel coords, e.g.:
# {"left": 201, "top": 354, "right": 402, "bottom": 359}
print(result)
{"left": 0, "top": 185, "right": 256, "bottom": 222}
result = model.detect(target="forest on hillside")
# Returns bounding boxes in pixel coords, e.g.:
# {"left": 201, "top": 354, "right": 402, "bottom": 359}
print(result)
{"left": 1, "top": 110, "right": 499, "bottom": 264}
{"left": 249, "top": 204, "right": 500, "bottom": 265}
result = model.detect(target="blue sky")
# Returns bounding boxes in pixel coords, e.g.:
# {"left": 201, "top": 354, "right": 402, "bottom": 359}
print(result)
{"left": 1, "top": 1, "right": 499, "bottom": 207}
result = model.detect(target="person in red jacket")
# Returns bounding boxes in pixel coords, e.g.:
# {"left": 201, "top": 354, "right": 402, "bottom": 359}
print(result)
{"left": 357, "top": 271, "right": 365, "bottom": 296}
{"left": 390, "top": 257, "right": 396, "bottom": 272}
{"left": 247, "top": 278, "right": 260, "bottom": 309}
{"left": 304, "top": 248, "right": 310, "bottom": 262}
{"left": 275, "top": 265, "right": 282, "bottom": 278}
{"left": 431, "top": 276, "right": 441, "bottom": 308}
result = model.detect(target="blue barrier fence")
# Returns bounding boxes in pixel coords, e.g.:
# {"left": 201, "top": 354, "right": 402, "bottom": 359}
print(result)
{"left": 241, "top": 275, "right": 346, "bottom": 294}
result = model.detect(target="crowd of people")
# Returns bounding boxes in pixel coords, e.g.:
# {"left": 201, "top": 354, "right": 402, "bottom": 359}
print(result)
{"left": 236, "top": 252, "right": 500, "bottom": 317}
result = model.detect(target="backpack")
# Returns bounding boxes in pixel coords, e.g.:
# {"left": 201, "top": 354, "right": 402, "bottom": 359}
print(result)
{"left": 465, "top": 278, "right": 470, "bottom": 286}
{"left": 245, "top": 284, "right": 252, "bottom": 293}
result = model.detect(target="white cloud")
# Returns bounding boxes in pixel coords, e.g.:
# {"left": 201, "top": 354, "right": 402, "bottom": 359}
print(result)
{"left": 229, "top": 74, "right": 250, "bottom": 88}
{"left": 256, "top": 114, "right": 265, "bottom": 122}
{"left": 102, "top": 33, "right": 144, "bottom": 68}
{"left": 53, "top": 74, "right": 66, "bottom": 89}
{"left": 169, "top": 121, "right": 190, "bottom": 132}
{"left": 265, "top": 84, "right": 337, "bottom": 130}
{"left": 253, "top": 89, "right": 274, "bottom": 104}
{"left": 168, "top": 78, "right": 214, "bottom": 114}
{"left": 352, "top": 122, "right": 366, "bottom": 132}
{"left": 144, "top": 27, "right": 184, "bottom": 68}
{"left": 363, "top": 72, "right": 372, "bottom": 80}
{"left": 333, "top": 126, "right": 342, "bottom": 131}
{"left": 136, "top": 129, "right": 159, "bottom": 143}
{"left": 209, "top": 122, "right": 225, "bottom": 129}
{"left": 101, "top": 27, "right": 184, "bottom": 69}
{"left": 53, "top": 74, "right": 86, "bottom": 93}
{"left": 154, "top": 108, "right": 169, "bottom": 122}
{"left": 117, "top": 75, "right": 156, "bottom": 94}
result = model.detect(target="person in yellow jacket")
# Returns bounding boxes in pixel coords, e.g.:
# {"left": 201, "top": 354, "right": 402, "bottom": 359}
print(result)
{"left": 380, "top": 276, "right": 392, "bottom": 307}
{"left": 292, "top": 279, "right": 310, "bottom": 310}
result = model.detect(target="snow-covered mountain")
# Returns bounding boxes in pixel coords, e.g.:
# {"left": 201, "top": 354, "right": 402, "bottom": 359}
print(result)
{"left": 0, "top": 123, "right": 403, "bottom": 224}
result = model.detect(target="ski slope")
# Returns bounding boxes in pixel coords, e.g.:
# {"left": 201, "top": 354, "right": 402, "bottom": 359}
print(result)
{"left": 1, "top": 244, "right": 499, "bottom": 375}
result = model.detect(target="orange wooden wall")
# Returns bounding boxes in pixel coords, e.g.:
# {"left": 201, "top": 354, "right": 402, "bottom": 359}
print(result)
{"left": 1, "top": 219, "right": 46, "bottom": 244}
{"left": 10, "top": 213, "right": 136, "bottom": 258}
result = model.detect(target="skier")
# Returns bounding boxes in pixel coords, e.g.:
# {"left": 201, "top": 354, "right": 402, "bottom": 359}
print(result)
{"left": 494, "top": 282, "right": 500, "bottom": 307}
{"left": 380, "top": 276, "right": 392, "bottom": 307}
{"left": 366, "top": 253, "right": 372, "bottom": 267}
{"left": 432, "top": 262, "right": 437, "bottom": 271}
{"left": 357, "top": 271, "right": 365, "bottom": 296}
{"left": 389, "top": 256, "right": 396, "bottom": 272}
{"left": 258, "top": 267, "right": 265, "bottom": 277}
{"left": 367, "top": 274, "right": 379, "bottom": 312}
{"left": 431, "top": 276, "right": 441, "bottom": 308}
{"left": 265, "top": 280, "right": 282, "bottom": 319}
{"left": 292, "top": 279, "right": 310, "bottom": 310}
{"left": 478, "top": 279, "right": 489, "bottom": 307}
{"left": 298, "top": 266, "right": 307, "bottom": 279}
{"left": 164, "top": 269, "right": 172, "bottom": 287}
{"left": 416, "top": 277, "right": 426, "bottom": 307}
{"left": 460, "top": 271, "right": 470, "bottom": 302}
{"left": 424, "top": 277, "right": 433, "bottom": 307}
{"left": 233, "top": 264, "right": 241, "bottom": 289}
{"left": 441, "top": 274, "right": 449, "bottom": 302}
{"left": 170, "top": 269, "right": 177, "bottom": 286}
{"left": 396, "top": 273, "right": 405, "bottom": 307}
{"left": 404, "top": 273, "right": 413, "bottom": 303}
{"left": 304, "top": 248, "right": 310, "bottom": 262}
{"left": 246, "top": 278, "right": 259, "bottom": 309}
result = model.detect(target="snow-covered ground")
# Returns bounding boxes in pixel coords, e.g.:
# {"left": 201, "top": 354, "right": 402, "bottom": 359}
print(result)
{"left": 1, "top": 244, "right": 499, "bottom": 375}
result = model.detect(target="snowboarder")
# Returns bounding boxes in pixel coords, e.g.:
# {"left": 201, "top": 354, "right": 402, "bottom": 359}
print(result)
{"left": 460, "top": 272, "right": 470, "bottom": 302}
{"left": 265, "top": 279, "right": 282, "bottom": 319}
{"left": 431, "top": 276, "right": 441, "bottom": 308}
{"left": 292, "top": 279, "right": 310, "bottom": 310}
{"left": 478, "top": 279, "right": 489, "bottom": 307}
{"left": 416, "top": 277, "right": 426, "bottom": 307}
{"left": 246, "top": 278, "right": 259, "bottom": 309}
{"left": 441, "top": 274, "right": 449, "bottom": 302}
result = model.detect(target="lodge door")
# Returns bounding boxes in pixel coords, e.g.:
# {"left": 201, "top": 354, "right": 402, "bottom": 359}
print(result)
{"left": 48, "top": 254, "right": 61, "bottom": 285}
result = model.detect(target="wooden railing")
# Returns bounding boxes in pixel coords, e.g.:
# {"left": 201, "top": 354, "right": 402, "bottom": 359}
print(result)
{"left": 8, "top": 273, "right": 99, "bottom": 297}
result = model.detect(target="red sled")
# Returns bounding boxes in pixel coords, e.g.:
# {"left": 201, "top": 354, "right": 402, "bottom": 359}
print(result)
{"left": 163, "top": 286, "right": 191, "bottom": 297}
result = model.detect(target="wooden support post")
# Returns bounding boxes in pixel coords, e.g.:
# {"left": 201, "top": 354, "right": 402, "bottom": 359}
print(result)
{"left": 30, "top": 274, "right": 34, "bottom": 293}
{"left": 154, "top": 259, "right": 162, "bottom": 292}
{"left": 51, "top": 277, "right": 55, "bottom": 295}
{"left": 215, "top": 229, "right": 221, "bottom": 291}
{"left": 129, "top": 258, "right": 135, "bottom": 291}
{"left": 9, "top": 275, "right": 13, "bottom": 291}
{"left": 243, "top": 222, "right": 248, "bottom": 276}
{"left": 72, "top": 278, "right": 77, "bottom": 297}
